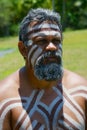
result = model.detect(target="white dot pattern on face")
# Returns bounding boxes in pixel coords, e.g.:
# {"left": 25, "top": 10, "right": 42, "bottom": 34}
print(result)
{"left": 27, "top": 40, "right": 33, "bottom": 46}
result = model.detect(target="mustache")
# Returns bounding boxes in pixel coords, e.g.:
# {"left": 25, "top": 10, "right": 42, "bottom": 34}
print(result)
{"left": 35, "top": 50, "right": 62, "bottom": 65}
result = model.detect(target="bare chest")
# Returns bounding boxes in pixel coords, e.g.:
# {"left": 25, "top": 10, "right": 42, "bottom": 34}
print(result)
{"left": 1, "top": 86, "right": 86, "bottom": 130}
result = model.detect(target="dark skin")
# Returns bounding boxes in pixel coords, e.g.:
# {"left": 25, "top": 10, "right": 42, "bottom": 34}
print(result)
{"left": 0, "top": 21, "right": 87, "bottom": 130}
{"left": 18, "top": 30, "right": 61, "bottom": 89}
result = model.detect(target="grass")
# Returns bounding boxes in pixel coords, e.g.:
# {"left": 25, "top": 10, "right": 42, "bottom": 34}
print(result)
{"left": 0, "top": 37, "right": 24, "bottom": 80}
{"left": 0, "top": 29, "right": 87, "bottom": 80}
{"left": 63, "top": 29, "right": 87, "bottom": 79}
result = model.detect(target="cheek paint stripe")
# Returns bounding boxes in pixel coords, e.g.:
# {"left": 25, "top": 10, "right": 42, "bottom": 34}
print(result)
{"left": 29, "top": 47, "right": 38, "bottom": 65}
{"left": 28, "top": 45, "right": 37, "bottom": 60}
{"left": 31, "top": 47, "right": 42, "bottom": 67}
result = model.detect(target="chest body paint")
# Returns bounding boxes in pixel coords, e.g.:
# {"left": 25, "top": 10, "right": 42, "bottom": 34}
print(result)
{"left": 0, "top": 85, "right": 87, "bottom": 130}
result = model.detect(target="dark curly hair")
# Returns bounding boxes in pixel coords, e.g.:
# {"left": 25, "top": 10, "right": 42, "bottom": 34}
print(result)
{"left": 19, "top": 8, "right": 62, "bottom": 46}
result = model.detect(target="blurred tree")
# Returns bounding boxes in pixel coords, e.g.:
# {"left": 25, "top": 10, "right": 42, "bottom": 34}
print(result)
{"left": 0, "top": 0, "right": 52, "bottom": 36}
{"left": 0, "top": 0, "right": 87, "bottom": 36}
{"left": 55, "top": 0, "right": 87, "bottom": 30}
{"left": 0, "top": 0, "right": 13, "bottom": 36}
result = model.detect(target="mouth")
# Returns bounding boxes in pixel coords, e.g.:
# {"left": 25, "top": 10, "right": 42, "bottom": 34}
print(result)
{"left": 35, "top": 51, "right": 62, "bottom": 66}
{"left": 43, "top": 56, "right": 59, "bottom": 64}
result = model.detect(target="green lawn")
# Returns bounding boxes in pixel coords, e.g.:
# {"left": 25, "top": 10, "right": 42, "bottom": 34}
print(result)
{"left": 0, "top": 29, "right": 87, "bottom": 80}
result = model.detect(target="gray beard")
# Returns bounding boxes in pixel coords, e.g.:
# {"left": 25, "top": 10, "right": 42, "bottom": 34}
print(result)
{"left": 34, "top": 51, "right": 63, "bottom": 81}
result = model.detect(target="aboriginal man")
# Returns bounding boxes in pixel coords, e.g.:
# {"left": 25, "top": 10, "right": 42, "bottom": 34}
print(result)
{"left": 0, "top": 8, "right": 87, "bottom": 130}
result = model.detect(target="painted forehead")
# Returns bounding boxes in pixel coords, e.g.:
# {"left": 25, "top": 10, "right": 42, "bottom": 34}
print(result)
{"left": 27, "top": 23, "right": 61, "bottom": 39}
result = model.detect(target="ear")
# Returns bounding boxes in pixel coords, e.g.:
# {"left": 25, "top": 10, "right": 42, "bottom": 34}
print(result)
{"left": 18, "top": 41, "right": 27, "bottom": 58}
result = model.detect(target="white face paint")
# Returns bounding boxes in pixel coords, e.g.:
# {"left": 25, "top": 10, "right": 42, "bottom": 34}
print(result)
{"left": 27, "top": 23, "right": 61, "bottom": 68}
{"left": 28, "top": 23, "right": 60, "bottom": 33}
{"left": 27, "top": 40, "right": 33, "bottom": 46}
{"left": 31, "top": 47, "right": 42, "bottom": 67}
{"left": 29, "top": 30, "right": 61, "bottom": 40}
{"left": 28, "top": 44, "right": 42, "bottom": 67}
{"left": 27, "top": 23, "right": 61, "bottom": 39}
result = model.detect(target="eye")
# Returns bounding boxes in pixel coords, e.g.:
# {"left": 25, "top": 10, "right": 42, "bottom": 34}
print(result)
{"left": 52, "top": 38, "right": 61, "bottom": 45}
{"left": 35, "top": 39, "right": 47, "bottom": 45}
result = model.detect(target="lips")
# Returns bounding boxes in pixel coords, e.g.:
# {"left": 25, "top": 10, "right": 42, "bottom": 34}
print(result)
{"left": 35, "top": 51, "right": 62, "bottom": 67}
{"left": 43, "top": 56, "right": 58, "bottom": 64}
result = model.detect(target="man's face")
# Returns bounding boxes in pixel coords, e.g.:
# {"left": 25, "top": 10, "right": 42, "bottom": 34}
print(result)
{"left": 26, "top": 22, "right": 63, "bottom": 81}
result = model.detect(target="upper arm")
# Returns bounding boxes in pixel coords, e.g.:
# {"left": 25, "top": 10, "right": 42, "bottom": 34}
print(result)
{"left": 0, "top": 109, "right": 12, "bottom": 130}
{"left": 0, "top": 81, "right": 12, "bottom": 130}
{"left": 64, "top": 69, "right": 87, "bottom": 88}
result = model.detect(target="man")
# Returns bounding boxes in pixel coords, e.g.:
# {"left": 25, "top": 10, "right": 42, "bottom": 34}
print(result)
{"left": 0, "top": 8, "right": 87, "bottom": 130}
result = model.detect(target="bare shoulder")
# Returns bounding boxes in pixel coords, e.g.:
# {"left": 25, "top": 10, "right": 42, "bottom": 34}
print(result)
{"left": 63, "top": 69, "right": 87, "bottom": 89}
{"left": 0, "top": 70, "right": 20, "bottom": 102}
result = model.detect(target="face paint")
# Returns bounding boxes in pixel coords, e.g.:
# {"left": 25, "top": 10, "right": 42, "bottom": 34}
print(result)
{"left": 27, "top": 40, "right": 33, "bottom": 46}
{"left": 27, "top": 23, "right": 62, "bottom": 81}
{"left": 28, "top": 44, "right": 43, "bottom": 67}
{"left": 34, "top": 51, "right": 63, "bottom": 81}
{"left": 28, "top": 45, "right": 38, "bottom": 60}
{"left": 28, "top": 23, "right": 60, "bottom": 34}
{"left": 31, "top": 47, "right": 42, "bottom": 68}
{"left": 29, "top": 30, "right": 61, "bottom": 40}
{"left": 27, "top": 23, "right": 61, "bottom": 40}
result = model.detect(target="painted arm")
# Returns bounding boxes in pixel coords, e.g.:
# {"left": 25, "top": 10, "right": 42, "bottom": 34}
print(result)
{"left": 0, "top": 111, "right": 12, "bottom": 130}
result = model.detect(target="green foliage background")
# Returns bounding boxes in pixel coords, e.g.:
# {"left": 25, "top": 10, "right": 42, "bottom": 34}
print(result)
{"left": 0, "top": 0, "right": 87, "bottom": 36}
{"left": 0, "top": 0, "right": 87, "bottom": 80}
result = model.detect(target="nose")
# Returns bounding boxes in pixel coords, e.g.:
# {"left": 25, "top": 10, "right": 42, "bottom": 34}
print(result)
{"left": 46, "top": 42, "right": 57, "bottom": 51}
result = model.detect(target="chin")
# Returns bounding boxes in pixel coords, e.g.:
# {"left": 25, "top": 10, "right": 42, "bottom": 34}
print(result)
{"left": 34, "top": 62, "right": 63, "bottom": 82}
